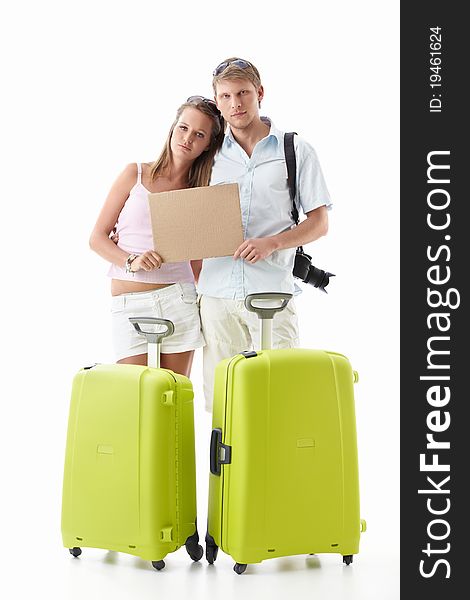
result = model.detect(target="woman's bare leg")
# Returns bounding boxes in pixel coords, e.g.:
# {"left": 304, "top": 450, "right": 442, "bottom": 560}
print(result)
{"left": 117, "top": 350, "right": 195, "bottom": 377}
{"left": 161, "top": 350, "right": 194, "bottom": 377}
{"left": 117, "top": 354, "right": 147, "bottom": 366}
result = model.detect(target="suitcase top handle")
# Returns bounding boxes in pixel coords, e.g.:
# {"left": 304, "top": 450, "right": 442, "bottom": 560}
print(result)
{"left": 129, "top": 317, "right": 175, "bottom": 344}
{"left": 244, "top": 293, "right": 293, "bottom": 320}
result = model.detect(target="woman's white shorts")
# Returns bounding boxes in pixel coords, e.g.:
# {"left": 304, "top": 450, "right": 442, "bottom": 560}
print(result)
{"left": 111, "top": 282, "right": 205, "bottom": 361}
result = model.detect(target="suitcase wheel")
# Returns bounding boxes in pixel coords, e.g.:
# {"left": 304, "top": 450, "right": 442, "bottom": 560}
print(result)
{"left": 69, "top": 547, "right": 82, "bottom": 558}
{"left": 188, "top": 544, "right": 204, "bottom": 562}
{"left": 342, "top": 555, "right": 353, "bottom": 566}
{"left": 205, "top": 532, "right": 219, "bottom": 564}
{"left": 152, "top": 560, "right": 165, "bottom": 571}
{"left": 185, "top": 530, "right": 204, "bottom": 562}
{"left": 234, "top": 563, "right": 247, "bottom": 575}
{"left": 206, "top": 543, "right": 218, "bottom": 564}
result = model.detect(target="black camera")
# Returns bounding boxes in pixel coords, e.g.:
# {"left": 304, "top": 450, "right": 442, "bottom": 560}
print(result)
{"left": 293, "top": 250, "right": 335, "bottom": 293}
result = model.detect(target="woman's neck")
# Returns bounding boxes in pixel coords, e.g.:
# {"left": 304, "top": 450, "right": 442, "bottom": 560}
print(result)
{"left": 166, "top": 157, "right": 191, "bottom": 186}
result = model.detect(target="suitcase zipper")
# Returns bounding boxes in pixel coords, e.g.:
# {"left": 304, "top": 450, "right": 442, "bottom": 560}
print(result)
{"left": 212, "top": 351, "right": 256, "bottom": 476}
{"left": 219, "top": 355, "right": 236, "bottom": 548}
{"left": 170, "top": 373, "right": 180, "bottom": 545}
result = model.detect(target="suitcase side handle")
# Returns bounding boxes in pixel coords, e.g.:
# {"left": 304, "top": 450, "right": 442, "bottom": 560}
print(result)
{"left": 129, "top": 317, "right": 175, "bottom": 368}
{"left": 244, "top": 293, "right": 293, "bottom": 319}
{"left": 210, "top": 428, "right": 232, "bottom": 476}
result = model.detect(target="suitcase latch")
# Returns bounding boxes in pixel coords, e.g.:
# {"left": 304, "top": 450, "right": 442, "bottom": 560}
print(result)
{"left": 162, "top": 390, "right": 174, "bottom": 406}
{"left": 160, "top": 526, "right": 173, "bottom": 542}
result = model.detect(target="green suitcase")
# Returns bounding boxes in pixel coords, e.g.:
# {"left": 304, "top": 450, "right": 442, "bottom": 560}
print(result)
{"left": 206, "top": 294, "right": 366, "bottom": 574}
{"left": 61, "top": 318, "right": 203, "bottom": 570}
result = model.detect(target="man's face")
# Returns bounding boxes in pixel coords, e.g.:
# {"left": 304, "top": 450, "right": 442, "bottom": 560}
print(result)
{"left": 214, "top": 78, "right": 264, "bottom": 131}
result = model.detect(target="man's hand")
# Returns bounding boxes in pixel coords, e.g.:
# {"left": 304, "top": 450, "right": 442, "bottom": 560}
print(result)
{"left": 233, "top": 237, "right": 278, "bottom": 264}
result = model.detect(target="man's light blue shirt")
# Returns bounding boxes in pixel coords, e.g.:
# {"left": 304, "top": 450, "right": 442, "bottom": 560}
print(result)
{"left": 197, "top": 118, "right": 332, "bottom": 299}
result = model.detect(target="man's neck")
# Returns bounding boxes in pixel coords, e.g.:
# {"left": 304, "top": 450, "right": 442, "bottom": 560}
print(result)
{"left": 230, "top": 117, "right": 270, "bottom": 158}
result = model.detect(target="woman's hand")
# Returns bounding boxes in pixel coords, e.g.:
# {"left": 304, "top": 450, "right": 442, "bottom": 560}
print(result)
{"left": 110, "top": 229, "right": 119, "bottom": 244}
{"left": 131, "top": 251, "right": 163, "bottom": 272}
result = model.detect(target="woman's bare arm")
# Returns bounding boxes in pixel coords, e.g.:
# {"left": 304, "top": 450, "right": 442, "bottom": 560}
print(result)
{"left": 89, "top": 163, "right": 137, "bottom": 268}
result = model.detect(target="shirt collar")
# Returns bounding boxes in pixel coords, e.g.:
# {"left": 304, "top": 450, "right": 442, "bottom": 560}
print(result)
{"left": 225, "top": 116, "right": 282, "bottom": 147}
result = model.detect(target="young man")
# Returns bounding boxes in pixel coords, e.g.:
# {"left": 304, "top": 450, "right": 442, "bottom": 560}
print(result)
{"left": 197, "top": 57, "right": 332, "bottom": 410}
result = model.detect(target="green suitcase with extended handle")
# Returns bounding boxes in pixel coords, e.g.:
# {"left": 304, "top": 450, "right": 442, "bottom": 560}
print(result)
{"left": 206, "top": 293, "right": 366, "bottom": 574}
{"left": 61, "top": 317, "right": 203, "bottom": 570}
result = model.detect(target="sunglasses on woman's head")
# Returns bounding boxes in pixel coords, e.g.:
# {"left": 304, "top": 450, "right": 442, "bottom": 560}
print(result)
{"left": 186, "top": 96, "right": 220, "bottom": 116}
{"left": 212, "top": 59, "right": 251, "bottom": 77}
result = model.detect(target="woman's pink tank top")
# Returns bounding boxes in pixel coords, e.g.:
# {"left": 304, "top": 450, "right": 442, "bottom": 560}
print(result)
{"left": 107, "top": 163, "right": 194, "bottom": 284}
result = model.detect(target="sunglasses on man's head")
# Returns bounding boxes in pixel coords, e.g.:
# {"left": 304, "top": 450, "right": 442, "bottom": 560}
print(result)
{"left": 212, "top": 59, "right": 251, "bottom": 77}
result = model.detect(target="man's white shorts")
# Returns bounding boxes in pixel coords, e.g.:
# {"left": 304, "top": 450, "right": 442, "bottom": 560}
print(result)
{"left": 199, "top": 295, "right": 299, "bottom": 412}
{"left": 111, "top": 283, "right": 205, "bottom": 361}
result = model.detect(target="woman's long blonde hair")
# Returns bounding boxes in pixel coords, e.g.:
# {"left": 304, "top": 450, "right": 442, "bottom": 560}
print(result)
{"left": 149, "top": 99, "right": 225, "bottom": 188}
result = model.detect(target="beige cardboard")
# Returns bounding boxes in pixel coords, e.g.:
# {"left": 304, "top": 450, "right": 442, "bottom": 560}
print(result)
{"left": 147, "top": 183, "right": 244, "bottom": 262}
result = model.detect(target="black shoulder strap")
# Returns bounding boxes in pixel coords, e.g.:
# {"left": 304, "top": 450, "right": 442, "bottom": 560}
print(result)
{"left": 284, "top": 132, "right": 298, "bottom": 225}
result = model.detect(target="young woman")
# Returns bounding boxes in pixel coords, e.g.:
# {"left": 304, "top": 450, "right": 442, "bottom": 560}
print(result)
{"left": 89, "top": 97, "right": 225, "bottom": 376}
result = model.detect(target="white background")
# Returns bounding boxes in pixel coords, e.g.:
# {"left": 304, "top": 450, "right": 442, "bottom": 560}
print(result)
{"left": 0, "top": 1, "right": 399, "bottom": 598}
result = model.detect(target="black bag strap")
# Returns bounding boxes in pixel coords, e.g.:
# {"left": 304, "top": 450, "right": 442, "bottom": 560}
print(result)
{"left": 284, "top": 132, "right": 298, "bottom": 225}
{"left": 284, "top": 132, "right": 303, "bottom": 254}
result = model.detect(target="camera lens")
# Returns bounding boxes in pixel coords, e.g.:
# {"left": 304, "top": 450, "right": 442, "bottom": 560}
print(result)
{"left": 293, "top": 251, "right": 335, "bottom": 292}
{"left": 305, "top": 266, "right": 334, "bottom": 292}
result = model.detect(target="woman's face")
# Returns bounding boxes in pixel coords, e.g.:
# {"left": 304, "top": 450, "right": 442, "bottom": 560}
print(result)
{"left": 170, "top": 106, "right": 214, "bottom": 162}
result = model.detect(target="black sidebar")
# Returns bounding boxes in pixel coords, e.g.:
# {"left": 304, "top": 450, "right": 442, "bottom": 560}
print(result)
{"left": 401, "top": 2, "right": 467, "bottom": 597}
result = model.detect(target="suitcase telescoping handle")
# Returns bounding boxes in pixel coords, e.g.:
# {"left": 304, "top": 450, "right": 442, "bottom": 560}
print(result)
{"left": 244, "top": 293, "right": 293, "bottom": 350}
{"left": 128, "top": 317, "right": 174, "bottom": 368}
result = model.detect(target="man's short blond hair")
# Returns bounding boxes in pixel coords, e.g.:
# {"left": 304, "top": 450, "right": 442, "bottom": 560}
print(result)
{"left": 212, "top": 57, "right": 262, "bottom": 94}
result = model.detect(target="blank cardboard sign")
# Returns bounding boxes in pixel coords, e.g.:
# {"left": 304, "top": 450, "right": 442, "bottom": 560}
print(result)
{"left": 148, "top": 183, "right": 243, "bottom": 262}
